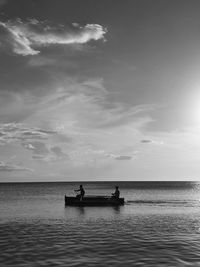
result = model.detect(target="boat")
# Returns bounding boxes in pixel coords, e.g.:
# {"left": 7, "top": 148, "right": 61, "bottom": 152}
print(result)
{"left": 65, "top": 195, "right": 125, "bottom": 206}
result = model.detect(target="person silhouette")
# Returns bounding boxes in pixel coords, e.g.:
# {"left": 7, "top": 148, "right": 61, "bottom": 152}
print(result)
{"left": 112, "top": 186, "right": 120, "bottom": 199}
{"left": 74, "top": 185, "right": 85, "bottom": 200}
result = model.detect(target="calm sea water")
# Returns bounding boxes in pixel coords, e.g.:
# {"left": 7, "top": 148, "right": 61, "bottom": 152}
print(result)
{"left": 1, "top": 181, "right": 200, "bottom": 266}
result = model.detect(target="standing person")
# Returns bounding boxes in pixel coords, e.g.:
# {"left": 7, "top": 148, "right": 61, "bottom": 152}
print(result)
{"left": 74, "top": 185, "right": 85, "bottom": 200}
{"left": 112, "top": 186, "right": 120, "bottom": 199}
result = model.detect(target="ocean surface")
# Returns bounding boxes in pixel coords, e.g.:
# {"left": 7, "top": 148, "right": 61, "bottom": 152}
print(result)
{"left": 1, "top": 181, "right": 200, "bottom": 266}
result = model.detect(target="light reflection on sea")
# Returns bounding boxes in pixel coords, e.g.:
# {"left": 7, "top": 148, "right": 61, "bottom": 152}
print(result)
{"left": 1, "top": 182, "right": 200, "bottom": 266}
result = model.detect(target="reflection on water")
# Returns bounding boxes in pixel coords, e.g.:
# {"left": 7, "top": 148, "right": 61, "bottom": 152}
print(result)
{"left": 64, "top": 205, "right": 122, "bottom": 220}
{"left": 1, "top": 182, "right": 200, "bottom": 266}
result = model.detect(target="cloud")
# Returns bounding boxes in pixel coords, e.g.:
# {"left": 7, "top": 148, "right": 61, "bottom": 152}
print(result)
{"left": 106, "top": 153, "right": 133, "bottom": 160}
{"left": 114, "top": 155, "right": 132, "bottom": 160}
{"left": 22, "top": 139, "right": 68, "bottom": 162}
{"left": 22, "top": 141, "right": 49, "bottom": 155}
{"left": 0, "top": 123, "right": 56, "bottom": 144}
{"left": 141, "top": 139, "right": 164, "bottom": 145}
{"left": 31, "top": 149, "right": 68, "bottom": 162}
{"left": 31, "top": 79, "right": 154, "bottom": 131}
{"left": 0, "top": 79, "right": 156, "bottom": 167}
{"left": 0, "top": 123, "right": 71, "bottom": 162}
{"left": 51, "top": 146, "right": 68, "bottom": 159}
{"left": 0, "top": 161, "right": 33, "bottom": 171}
{"left": 0, "top": 19, "right": 107, "bottom": 56}
{"left": 141, "top": 139, "right": 152, "bottom": 143}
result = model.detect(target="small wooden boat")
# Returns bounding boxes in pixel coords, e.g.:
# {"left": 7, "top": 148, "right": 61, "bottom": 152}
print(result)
{"left": 65, "top": 195, "right": 125, "bottom": 206}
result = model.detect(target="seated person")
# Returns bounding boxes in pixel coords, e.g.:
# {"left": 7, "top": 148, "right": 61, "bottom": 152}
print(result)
{"left": 112, "top": 186, "right": 120, "bottom": 199}
{"left": 74, "top": 185, "right": 85, "bottom": 200}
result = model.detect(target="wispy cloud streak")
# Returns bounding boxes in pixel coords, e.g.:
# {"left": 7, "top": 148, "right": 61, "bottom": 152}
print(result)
{"left": 0, "top": 161, "right": 33, "bottom": 172}
{"left": 0, "top": 19, "right": 107, "bottom": 55}
{"left": 0, "top": 123, "right": 56, "bottom": 144}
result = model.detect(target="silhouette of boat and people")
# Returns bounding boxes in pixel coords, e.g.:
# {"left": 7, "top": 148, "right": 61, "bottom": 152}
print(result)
{"left": 65, "top": 185, "right": 124, "bottom": 206}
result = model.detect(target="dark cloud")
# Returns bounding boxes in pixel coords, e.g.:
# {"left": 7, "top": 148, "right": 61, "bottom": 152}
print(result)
{"left": 141, "top": 139, "right": 152, "bottom": 143}
{"left": 140, "top": 139, "right": 163, "bottom": 145}
{"left": 114, "top": 155, "right": 132, "bottom": 160}
{"left": 32, "top": 155, "right": 46, "bottom": 160}
{"left": 0, "top": 19, "right": 107, "bottom": 56}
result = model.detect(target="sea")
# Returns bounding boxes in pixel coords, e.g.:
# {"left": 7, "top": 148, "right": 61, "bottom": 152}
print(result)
{"left": 1, "top": 181, "right": 200, "bottom": 267}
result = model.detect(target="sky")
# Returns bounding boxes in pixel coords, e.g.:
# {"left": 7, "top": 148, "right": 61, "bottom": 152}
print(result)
{"left": 1, "top": 0, "right": 200, "bottom": 182}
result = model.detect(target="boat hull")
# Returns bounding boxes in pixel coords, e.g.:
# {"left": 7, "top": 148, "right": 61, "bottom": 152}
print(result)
{"left": 65, "top": 195, "right": 124, "bottom": 206}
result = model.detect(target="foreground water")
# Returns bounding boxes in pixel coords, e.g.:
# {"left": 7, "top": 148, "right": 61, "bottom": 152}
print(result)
{"left": 1, "top": 181, "right": 200, "bottom": 266}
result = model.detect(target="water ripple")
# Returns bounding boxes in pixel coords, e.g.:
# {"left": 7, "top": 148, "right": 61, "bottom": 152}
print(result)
{"left": 1, "top": 214, "right": 200, "bottom": 266}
